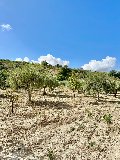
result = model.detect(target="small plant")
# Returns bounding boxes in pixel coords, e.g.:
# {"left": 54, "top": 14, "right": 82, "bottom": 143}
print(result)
{"left": 47, "top": 149, "right": 55, "bottom": 160}
{"left": 85, "top": 108, "right": 92, "bottom": 117}
{"left": 103, "top": 114, "right": 112, "bottom": 124}
{"left": 67, "top": 126, "right": 75, "bottom": 133}
{"left": 70, "top": 127, "right": 75, "bottom": 132}
{"left": 90, "top": 142, "right": 95, "bottom": 147}
{"left": 77, "top": 124, "right": 85, "bottom": 131}
{"left": 89, "top": 141, "right": 96, "bottom": 147}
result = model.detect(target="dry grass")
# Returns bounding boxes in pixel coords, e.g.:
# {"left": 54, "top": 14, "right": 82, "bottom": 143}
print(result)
{"left": 0, "top": 89, "right": 120, "bottom": 160}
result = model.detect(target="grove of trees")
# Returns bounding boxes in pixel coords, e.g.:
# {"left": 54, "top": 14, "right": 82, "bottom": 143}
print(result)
{"left": 0, "top": 59, "right": 120, "bottom": 113}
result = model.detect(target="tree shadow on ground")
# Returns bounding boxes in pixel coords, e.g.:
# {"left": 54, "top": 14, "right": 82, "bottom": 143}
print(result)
{"left": 29, "top": 99, "right": 73, "bottom": 110}
{"left": 98, "top": 99, "right": 120, "bottom": 104}
{"left": 0, "top": 93, "right": 7, "bottom": 98}
{"left": 47, "top": 93, "right": 71, "bottom": 98}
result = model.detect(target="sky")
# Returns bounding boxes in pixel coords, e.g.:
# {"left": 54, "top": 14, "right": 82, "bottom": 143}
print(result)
{"left": 0, "top": 0, "right": 120, "bottom": 71}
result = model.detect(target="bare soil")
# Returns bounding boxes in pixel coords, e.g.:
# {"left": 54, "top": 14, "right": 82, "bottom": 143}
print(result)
{"left": 0, "top": 89, "right": 120, "bottom": 160}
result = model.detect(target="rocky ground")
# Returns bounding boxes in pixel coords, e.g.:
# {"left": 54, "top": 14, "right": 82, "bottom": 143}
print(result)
{"left": 0, "top": 89, "right": 120, "bottom": 160}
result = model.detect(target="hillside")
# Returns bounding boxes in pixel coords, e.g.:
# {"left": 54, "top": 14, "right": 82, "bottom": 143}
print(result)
{"left": 0, "top": 89, "right": 120, "bottom": 159}
{"left": 0, "top": 59, "right": 120, "bottom": 160}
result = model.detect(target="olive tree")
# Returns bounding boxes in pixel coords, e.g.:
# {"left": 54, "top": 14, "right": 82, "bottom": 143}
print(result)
{"left": 8, "top": 64, "right": 41, "bottom": 102}
{"left": 109, "top": 78, "right": 120, "bottom": 98}
{"left": 85, "top": 72, "right": 106, "bottom": 100}
{"left": 0, "top": 69, "right": 8, "bottom": 90}
{"left": 40, "top": 73, "right": 59, "bottom": 95}
{"left": 57, "top": 66, "right": 71, "bottom": 81}
{"left": 102, "top": 76, "right": 120, "bottom": 97}
{"left": 68, "top": 72, "right": 84, "bottom": 97}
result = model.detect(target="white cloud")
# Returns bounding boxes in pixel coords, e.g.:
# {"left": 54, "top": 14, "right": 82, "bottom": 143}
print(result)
{"left": 15, "top": 57, "right": 29, "bottom": 62}
{"left": 15, "top": 58, "right": 23, "bottom": 61}
{"left": 82, "top": 56, "right": 116, "bottom": 72}
{"left": 23, "top": 57, "right": 29, "bottom": 62}
{"left": 0, "top": 24, "right": 12, "bottom": 31}
{"left": 38, "top": 54, "right": 69, "bottom": 66}
{"left": 15, "top": 54, "right": 69, "bottom": 66}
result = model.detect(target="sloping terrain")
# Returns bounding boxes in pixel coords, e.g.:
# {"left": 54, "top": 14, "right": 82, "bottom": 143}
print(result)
{"left": 0, "top": 90, "right": 120, "bottom": 160}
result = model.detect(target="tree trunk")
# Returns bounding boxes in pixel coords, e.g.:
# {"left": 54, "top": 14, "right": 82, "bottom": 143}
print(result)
{"left": 28, "top": 89, "right": 32, "bottom": 102}
{"left": 43, "top": 87, "right": 47, "bottom": 96}
{"left": 114, "top": 89, "right": 117, "bottom": 98}
{"left": 73, "top": 90, "right": 75, "bottom": 98}
{"left": 11, "top": 101, "right": 14, "bottom": 114}
{"left": 97, "top": 92, "right": 100, "bottom": 101}
{"left": 73, "top": 93, "right": 75, "bottom": 98}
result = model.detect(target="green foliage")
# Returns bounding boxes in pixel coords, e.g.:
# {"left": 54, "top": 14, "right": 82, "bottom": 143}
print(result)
{"left": 103, "top": 77, "right": 120, "bottom": 97}
{"left": 8, "top": 64, "right": 38, "bottom": 90}
{"left": 0, "top": 62, "right": 5, "bottom": 70}
{"left": 57, "top": 66, "right": 71, "bottom": 81}
{"left": 55, "top": 64, "right": 62, "bottom": 68}
{"left": 72, "top": 68, "right": 89, "bottom": 79}
{"left": 7, "top": 64, "right": 41, "bottom": 101}
{"left": 103, "top": 114, "right": 112, "bottom": 124}
{"left": 85, "top": 72, "right": 107, "bottom": 100}
{"left": 0, "top": 69, "right": 8, "bottom": 89}
{"left": 77, "top": 123, "right": 85, "bottom": 131}
{"left": 85, "top": 108, "right": 92, "bottom": 117}
{"left": 102, "top": 78, "right": 112, "bottom": 94}
{"left": 7, "top": 60, "right": 60, "bottom": 99}
{"left": 40, "top": 61, "right": 53, "bottom": 69}
{"left": 2, "top": 59, "right": 120, "bottom": 102}
{"left": 68, "top": 72, "right": 84, "bottom": 93}
{"left": 110, "top": 78, "right": 120, "bottom": 96}
{"left": 41, "top": 72, "right": 59, "bottom": 95}
{"left": 109, "top": 70, "right": 120, "bottom": 79}
{"left": 0, "top": 59, "right": 28, "bottom": 71}
{"left": 47, "top": 149, "right": 56, "bottom": 160}
{"left": 41, "top": 60, "right": 49, "bottom": 66}
{"left": 89, "top": 141, "right": 96, "bottom": 147}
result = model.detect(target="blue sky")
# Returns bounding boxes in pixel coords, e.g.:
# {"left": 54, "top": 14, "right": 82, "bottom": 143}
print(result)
{"left": 0, "top": 0, "right": 120, "bottom": 70}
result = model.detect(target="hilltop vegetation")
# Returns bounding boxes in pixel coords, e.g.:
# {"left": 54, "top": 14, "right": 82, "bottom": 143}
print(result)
{"left": 0, "top": 59, "right": 120, "bottom": 103}
{"left": 0, "top": 59, "right": 120, "bottom": 159}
